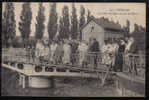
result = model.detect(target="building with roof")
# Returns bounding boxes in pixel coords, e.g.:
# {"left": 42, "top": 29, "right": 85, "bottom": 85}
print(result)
{"left": 80, "top": 17, "right": 125, "bottom": 47}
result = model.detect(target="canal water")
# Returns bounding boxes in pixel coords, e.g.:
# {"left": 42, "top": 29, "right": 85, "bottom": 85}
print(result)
{"left": 1, "top": 68, "right": 118, "bottom": 97}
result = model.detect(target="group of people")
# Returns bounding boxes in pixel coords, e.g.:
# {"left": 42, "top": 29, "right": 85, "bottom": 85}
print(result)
{"left": 28, "top": 36, "right": 136, "bottom": 72}
{"left": 101, "top": 37, "right": 136, "bottom": 72}
{"left": 33, "top": 37, "right": 100, "bottom": 67}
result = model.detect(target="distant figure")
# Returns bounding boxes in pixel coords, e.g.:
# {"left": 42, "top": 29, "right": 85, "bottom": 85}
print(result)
{"left": 110, "top": 40, "right": 119, "bottom": 70}
{"left": 26, "top": 43, "right": 32, "bottom": 61}
{"left": 50, "top": 40, "right": 58, "bottom": 64}
{"left": 78, "top": 40, "right": 88, "bottom": 66}
{"left": 89, "top": 38, "right": 100, "bottom": 69}
{"left": 54, "top": 41, "right": 64, "bottom": 64}
{"left": 62, "top": 39, "right": 71, "bottom": 64}
{"left": 70, "top": 39, "right": 79, "bottom": 65}
{"left": 35, "top": 40, "right": 44, "bottom": 58}
{"left": 124, "top": 37, "right": 134, "bottom": 68}
{"left": 89, "top": 38, "right": 100, "bottom": 52}
{"left": 101, "top": 40, "right": 112, "bottom": 66}
{"left": 125, "top": 37, "right": 138, "bottom": 75}
{"left": 125, "top": 37, "right": 134, "bottom": 54}
{"left": 35, "top": 38, "right": 50, "bottom": 63}
{"left": 115, "top": 39, "right": 125, "bottom": 72}
{"left": 31, "top": 45, "right": 36, "bottom": 62}
{"left": 42, "top": 37, "right": 50, "bottom": 60}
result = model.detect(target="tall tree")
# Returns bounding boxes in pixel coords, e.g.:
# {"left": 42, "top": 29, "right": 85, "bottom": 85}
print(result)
{"left": 131, "top": 24, "right": 146, "bottom": 52}
{"left": 35, "top": 3, "right": 45, "bottom": 40}
{"left": 123, "top": 20, "right": 130, "bottom": 37}
{"left": 58, "top": 17, "right": 64, "bottom": 39}
{"left": 87, "top": 9, "right": 91, "bottom": 23}
{"left": 79, "top": 5, "right": 86, "bottom": 40}
{"left": 2, "top": 16, "right": 6, "bottom": 47}
{"left": 61, "top": 5, "right": 70, "bottom": 39}
{"left": 48, "top": 3, "right": 58, "bottom": 40}
{"left": 19, "top": 3, "right": 32, "bottom": 48}
{"left": 71, "top": 3, "right": 78, "bottom": 39}
{"left": 3, "top": 3, "right": 16, "bottom": 47}
{"left": 134, "top": 23, "right": 139, "bottom": 32}
{"left": 126, "top": 20, "right": 130, "bottom": 33}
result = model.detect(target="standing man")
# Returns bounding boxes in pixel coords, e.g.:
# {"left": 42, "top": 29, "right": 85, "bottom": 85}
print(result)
{"left": 78, "top": 40, "right": 88, "bottom": 67}
{"left": 70, "top": 39, "right": 79, "bottom": 65}
{"left": 62, "top": 39, "right": 71, "bottom": 64}
{"left": 125, "top": 37, "right": 138, "bottom": 75}
{"left": 50, "top": 40, "right": 58, "bottom": 64}
{"left": 90, "top": 38, "right": 100, "bottom": 69}
{"left": 115, "top": 39, "right": 126, "bottom": 72}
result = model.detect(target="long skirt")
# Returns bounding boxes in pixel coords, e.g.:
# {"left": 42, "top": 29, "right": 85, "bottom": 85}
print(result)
{"left": 63, "top": 51, "right": 71, "bottom": 64}
{"left": 79, "top": 51, "right": 87, "bottom": 66}
{"left": 101, "top": 53, "right": 112, "bottom": 66}
{"left": 50, "top": 51, "right": 55, "bottom": 63}
{"left": 114, "top": 52, "right": 123, "bottom": 72}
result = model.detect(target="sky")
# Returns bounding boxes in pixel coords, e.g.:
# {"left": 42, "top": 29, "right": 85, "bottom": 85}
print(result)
{"left": 2, "top": 2, "right": 146, "bottom": 37}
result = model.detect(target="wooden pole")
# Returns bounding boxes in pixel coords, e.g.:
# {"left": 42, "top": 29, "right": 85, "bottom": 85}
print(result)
{"left": 97, "top": 72, "right": 100, "bottom": 87}
{"left": 50, "top": 76, "right": 55, "bottom": 88}
{"left": 22, "top": 75, "right": 26, "bottom": 89}
{"left": 19, "top": 74, "right": 22, "bottom": 86}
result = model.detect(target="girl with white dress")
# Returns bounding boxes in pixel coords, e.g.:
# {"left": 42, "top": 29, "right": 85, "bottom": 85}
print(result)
{"left": 78, "top": 41, "right": 88, "bottom": 66}
{"left": 101, "top": 40, "right": 112, "bottom": 66}
{"left": 62, "top": 40, "right": 71, "bottom": 64}
{"left": 50, "top": 41, "right": 58, "bottom": 63}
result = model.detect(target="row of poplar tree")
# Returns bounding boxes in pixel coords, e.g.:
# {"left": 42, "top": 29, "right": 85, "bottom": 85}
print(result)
{"left": 2, "top": 2, "right": 92, "bottom": 48}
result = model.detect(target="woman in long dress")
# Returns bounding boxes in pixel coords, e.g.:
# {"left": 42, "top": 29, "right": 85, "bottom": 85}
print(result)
{"left": 54, "top": 40, "right": 64, "bottom": 64}
{"left": 115, "top": 39, "right": 126, "bottom": 72}
{"left": 35, "top": 38, "right": 50, "bottom": 63}
{"left": 35, "top": 40, "right": 44, "bottom": 59}
{"left": 101, "top": 40, "right": 112, "bottom": 66}
{"left": 42, "top": 37, "right": 50, "bottom": 61}
{"left": 50, "top": 41, "right": 58, "bottom": 64}
{"left": 124, "top": 37, "right": 138, "bottom": 74}
{"left": 62, "top": 40, "right": 71, "bottom": 64}
{"left": 78, "top": 40, "right": 88, "bottom": 66}
{"left": 110, "top": 41, "right": 119, "bottom": 70}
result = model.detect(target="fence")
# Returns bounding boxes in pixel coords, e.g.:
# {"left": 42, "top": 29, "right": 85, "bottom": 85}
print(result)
{"left": 123, "top": 53, "right": 145, "bottom": 78}
{"left": 2, "top": 48, "right": 145, "bottom": 78}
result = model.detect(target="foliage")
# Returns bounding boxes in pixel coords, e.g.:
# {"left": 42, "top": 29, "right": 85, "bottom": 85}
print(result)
{"left": 58, "top": 5, "right": 70, "bottom": 39}
{"left": 79, "top": 5, "right": 86, "bottom": 40}
{"left": 71, "top": 4, "right": 78, "bottom": 39}
{"left": 123, "top": 20, "right": 130, "bottom": 37}
{"left": 58, "top": 17, "right": 64, "bottom": 40}
{"left": 48, "top": 3, "right": 58, "bottom": 40}
{"left": 131, "top": 24, "right": 145, "bottom": 52}
{"left": 35, "top": 3, "right": 45, "bottom": 40}
{"left": 19, "top": 2, "right": 32, "bottom": 48}
{"left": 87, "top": 9, "right": 92, "bottom": 23}
{"left": 2, "top": 3, "right": 16, "bottom": 47}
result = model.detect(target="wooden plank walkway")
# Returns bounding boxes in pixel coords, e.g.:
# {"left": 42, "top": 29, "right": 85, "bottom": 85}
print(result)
{"left": 2, "top": 63, "right": 115, "bottom": 78}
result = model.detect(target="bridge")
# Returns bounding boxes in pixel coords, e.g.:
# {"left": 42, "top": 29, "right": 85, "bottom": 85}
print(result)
{"left": 1, "top": 48, "right": 145, "bottom": 96}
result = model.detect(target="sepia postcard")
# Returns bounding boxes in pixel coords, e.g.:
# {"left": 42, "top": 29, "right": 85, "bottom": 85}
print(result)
{"left": 1, "top": 2, "right": 146, "bottom": 97}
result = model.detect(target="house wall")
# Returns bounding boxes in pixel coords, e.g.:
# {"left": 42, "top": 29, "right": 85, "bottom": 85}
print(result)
{"left": 105, "top": 30, "right": 124, "bottom": 41}
{"left": 81, "top": 20, "right": 124, "bottom": 48}
{"left": 82, "top": 20, "right": 105, "bottom": 47}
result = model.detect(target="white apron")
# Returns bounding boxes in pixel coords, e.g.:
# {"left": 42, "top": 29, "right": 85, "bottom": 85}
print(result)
{"left": 78, "top": 43, "right": 88, "bottom": 65}
{"left": 62, "top": 44, "right": 71, "bottom": 64}
{"left": 50, "top": 43, "right": 58, "bottom": 62}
